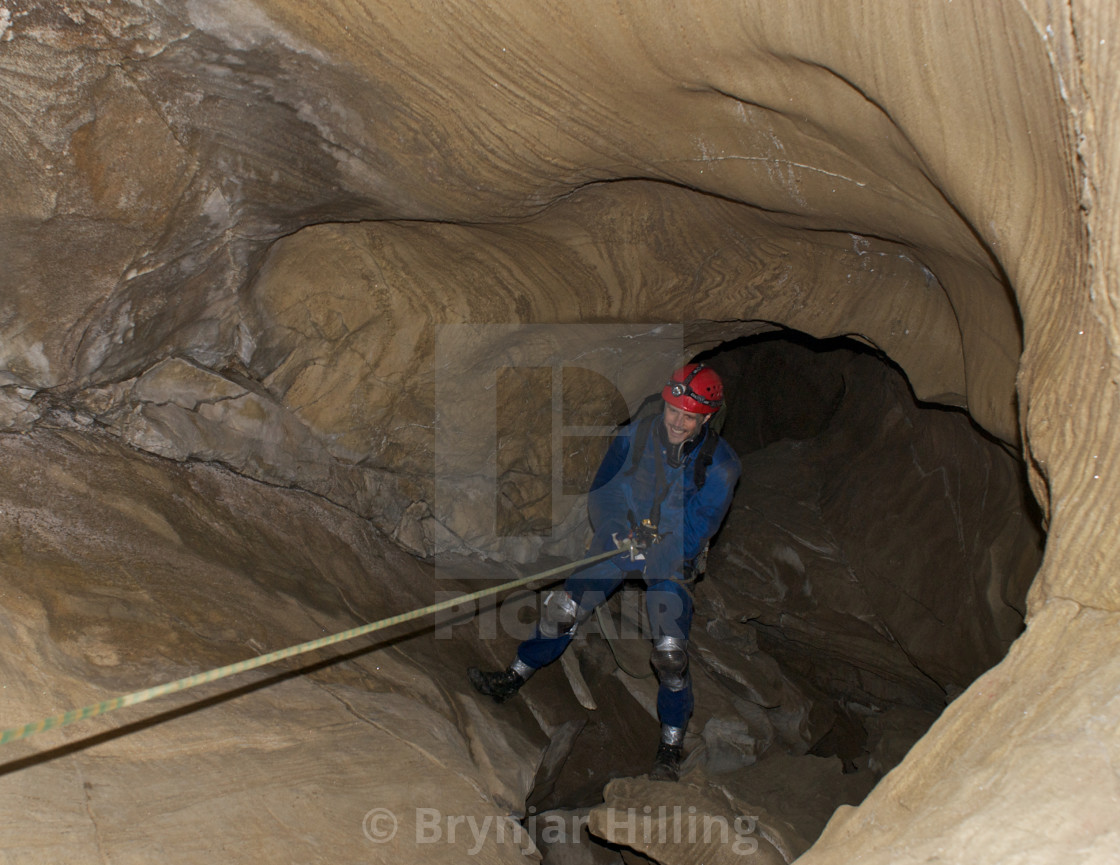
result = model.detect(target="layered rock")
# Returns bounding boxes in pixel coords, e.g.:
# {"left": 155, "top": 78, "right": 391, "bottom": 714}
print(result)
{"left": 0, "top": 0, "right": 1118, "bottom": 862}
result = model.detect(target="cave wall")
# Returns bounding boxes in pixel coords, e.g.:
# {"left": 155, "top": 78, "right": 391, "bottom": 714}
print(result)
{"left": 0, "top": 430, "right": 547, "bottom": 864}
{"left": 710, "top": 339, "right": 1040, "bottom": 711}
{"left": 1, "top": 0, "right": 1119, "bottom": 861}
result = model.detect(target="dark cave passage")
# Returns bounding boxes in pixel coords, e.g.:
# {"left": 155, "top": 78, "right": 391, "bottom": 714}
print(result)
{"left": 702, "top": 330, "right": 1041, "bottom": 709}
{"left": 523, "top": 329, "right": 1045, "bottom": 860}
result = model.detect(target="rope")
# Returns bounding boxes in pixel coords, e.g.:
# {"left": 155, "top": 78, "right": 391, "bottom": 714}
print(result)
{"left": 0, "top": 545, "right": 627, "bottom": 748}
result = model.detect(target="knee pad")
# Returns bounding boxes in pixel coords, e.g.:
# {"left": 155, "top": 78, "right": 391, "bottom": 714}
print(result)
{"left": 540, "top": 590, "right": 593, "bottom": 639}
{"left": 650, "top": 635, "right": 690, "bottom": 691}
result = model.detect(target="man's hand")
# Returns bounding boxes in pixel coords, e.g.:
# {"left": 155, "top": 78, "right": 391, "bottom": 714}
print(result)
{"left": 627, "top": 519, "right": 661, "bottom": 560}
{"left": 610, "top": 530, "right": 645, "bottom": 562}
{"left": 631, "top": 519, "right": 660, "bottom": 550}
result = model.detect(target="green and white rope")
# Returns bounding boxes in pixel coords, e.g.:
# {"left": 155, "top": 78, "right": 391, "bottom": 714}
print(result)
{"left": 0, "top": 546, "right": 625, "bottom": 747}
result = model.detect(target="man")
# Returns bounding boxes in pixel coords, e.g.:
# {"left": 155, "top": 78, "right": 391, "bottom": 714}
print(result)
{"left": 468, "top": 363, "right": 741, "bottom": 782}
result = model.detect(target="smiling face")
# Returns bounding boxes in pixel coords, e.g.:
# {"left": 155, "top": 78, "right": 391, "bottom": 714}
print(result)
{"left": 662, "top": 401, "right": 709, "bottom": 445}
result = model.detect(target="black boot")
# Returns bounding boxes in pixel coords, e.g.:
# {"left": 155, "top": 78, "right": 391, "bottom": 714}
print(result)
{"left": 468, "top": 666, "right": 528, "bottom": 704}
{"left": 649, "top": 742, "right": 682, "bottom": 782}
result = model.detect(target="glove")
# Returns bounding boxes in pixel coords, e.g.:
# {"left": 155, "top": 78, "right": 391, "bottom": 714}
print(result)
{"left": 611, "top": 519, "right": 661, "bottom": 563}
{"left": 630, "top": 519, "right": 660, "bottom": 552}
{"left": 610, "top": 531, "right": 645, "bottom": 562}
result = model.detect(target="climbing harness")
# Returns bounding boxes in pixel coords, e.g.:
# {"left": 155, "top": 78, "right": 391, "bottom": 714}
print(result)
{"left": 0, "top": 544, "right": 630, "bottom": 749}
{"left": 618, "top": 407, "right": 722, "bottom": 576}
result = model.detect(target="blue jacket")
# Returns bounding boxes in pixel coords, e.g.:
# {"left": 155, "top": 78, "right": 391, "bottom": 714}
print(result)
{"left": 587, "top": 415, "right": 741, "bottom": 583}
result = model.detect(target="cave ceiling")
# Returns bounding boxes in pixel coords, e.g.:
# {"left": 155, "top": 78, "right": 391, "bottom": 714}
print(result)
{"left": 3, "top": 0, "right": 1076, "bottom": 445}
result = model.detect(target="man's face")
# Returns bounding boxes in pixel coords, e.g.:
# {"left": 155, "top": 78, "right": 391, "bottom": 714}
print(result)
{"left": 662, "top": 402, "right": 708, "bottom": 445}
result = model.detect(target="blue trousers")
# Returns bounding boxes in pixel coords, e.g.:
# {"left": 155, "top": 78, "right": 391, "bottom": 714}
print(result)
{"left": 516, "top": 557, "right": 694, "bottom": 728}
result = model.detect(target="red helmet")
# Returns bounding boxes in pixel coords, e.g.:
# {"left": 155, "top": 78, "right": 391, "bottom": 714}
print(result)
{"left": 662, "top": 363, "right": 724, "bottom": 414}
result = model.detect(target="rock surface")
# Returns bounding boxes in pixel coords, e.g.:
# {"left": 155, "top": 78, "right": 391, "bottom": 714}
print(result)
{"left": 0, "top": 431, "right": 549, "bottom": 863}
{"left": 1, "top": 0, "right": 1119, "bottom": 862}
{"left": 709, "top": 338, "right": 1040, "bottom": 711}
{"left": 588, "top": 776, "right": 797, "bottom": 864}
